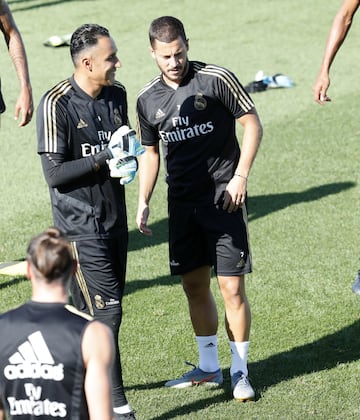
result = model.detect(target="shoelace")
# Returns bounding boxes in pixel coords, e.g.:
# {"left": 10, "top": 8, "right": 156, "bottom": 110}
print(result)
{"left": 185, "top": 361, "right": 197, "bottom": 370}
{"left": 233, "top": 371, "right": 247, "bottom": 385}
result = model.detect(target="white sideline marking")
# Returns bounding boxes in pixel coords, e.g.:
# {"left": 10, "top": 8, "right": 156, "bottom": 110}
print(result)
{"left": 0, "top": 260, "right": 26, "bottom": 276}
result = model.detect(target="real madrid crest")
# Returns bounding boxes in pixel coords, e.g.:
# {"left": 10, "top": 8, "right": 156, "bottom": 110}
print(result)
{"left": 113, "top": 108, "right": 123, "bottom": 126}
{"left": 194, "top": 93, "right": 207, "bottom": 111}
{"left": 94, "top": 294, "right": 106, "bottom": 309}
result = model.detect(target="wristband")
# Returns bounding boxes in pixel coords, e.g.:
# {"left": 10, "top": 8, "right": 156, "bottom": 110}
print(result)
{"left": 234, "top": 173, "right": 248, "bottom": 180}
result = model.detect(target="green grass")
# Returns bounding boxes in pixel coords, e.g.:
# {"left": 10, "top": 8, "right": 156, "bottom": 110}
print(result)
{"left": 1, "top": 0, "right": 360, "bottom": 418}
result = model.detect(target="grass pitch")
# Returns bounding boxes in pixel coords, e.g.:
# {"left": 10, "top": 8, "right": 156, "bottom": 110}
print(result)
{"left": 1, "top": 1, "right": 360, "bottom": 418}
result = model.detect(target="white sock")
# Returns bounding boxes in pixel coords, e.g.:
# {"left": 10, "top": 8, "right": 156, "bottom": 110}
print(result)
{"left": 114, "top": 404, "right": 132, "bottom": 414}
{"left": 196, "top": 335, "right": 220, "bottom": 372}
{"left": 230, "top": 341, "right": 250, "bottom": 377}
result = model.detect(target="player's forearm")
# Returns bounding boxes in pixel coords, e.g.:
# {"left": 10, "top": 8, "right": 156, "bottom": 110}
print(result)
{"left": 235, "top": 113, "right": 262, "bottom": 178}
{"left": 40, "top": 151, "right": 110, "bottom": 188}
{"left": 319, "top": 6, "right": 356, "bottom": 72}
{"left": 137, "top": 150, "right": 159, "bottom": 205}
{"left": 8, "top": 31, "right": 31, "bottom": 88}
{"left": 1, "top": 2, "right": 31, "bottom": 88}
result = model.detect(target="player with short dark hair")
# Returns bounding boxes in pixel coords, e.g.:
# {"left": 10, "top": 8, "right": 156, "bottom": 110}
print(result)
{"left": 0, "top": 227, "right": 114, "bottom": 420}
{"left": 36, "top": 23, "right": 139, "bottom": 419}
{"left": 136, "top": 16, "right": 263, "bottom": 402}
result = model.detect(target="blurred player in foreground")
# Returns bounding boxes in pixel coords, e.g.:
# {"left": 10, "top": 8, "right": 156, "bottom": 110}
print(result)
{"left": 0, "top": 227, "right": 114, "bottom": 420}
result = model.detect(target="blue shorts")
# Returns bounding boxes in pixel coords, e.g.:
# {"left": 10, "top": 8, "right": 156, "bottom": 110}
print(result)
{"left": 168, "top": 201, "right": 252, "bottom": 276}
{"left": 70, "top": 233, "right": 128, "bottom": 317}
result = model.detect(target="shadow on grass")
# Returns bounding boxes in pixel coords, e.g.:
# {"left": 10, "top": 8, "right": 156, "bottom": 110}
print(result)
{"left": 124, "top": 274, "right": 178, "bottom": 296}
{"left": 250, "top": 318, "right": 360, "bottom": 397}
{"left": 146, "top": 393, "right": 230, "bottom": 420}
{"left": 247, "top": 181, "right": 356, "bottom": 222}
{"left": 128, "top": 219, "right": 168, "bottom": 252}
{"left": 0, "top": 276, "right": 26, "bottom": 289}
{"left": 126, "top": 320, "right": 360, "bottom": 418}
{"left": 127, "top": 380, "right": 230, "bottom": 420}
{"left": 128, "top": 181, "right": 356, "bottom": 252}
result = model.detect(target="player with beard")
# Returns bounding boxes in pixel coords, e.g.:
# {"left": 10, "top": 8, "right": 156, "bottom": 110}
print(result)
{"left": 136, "top": 16, "right": 263, "bottom": 402}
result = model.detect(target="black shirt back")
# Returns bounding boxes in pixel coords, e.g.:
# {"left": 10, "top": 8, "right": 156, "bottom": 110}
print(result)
{"left": 0, "top": 301, "right": 92, "bottom": 419}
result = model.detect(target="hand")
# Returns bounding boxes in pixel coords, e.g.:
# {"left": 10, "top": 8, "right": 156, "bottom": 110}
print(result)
{"left": 313, "top": 73, "right": 331, "bottom": 105}
{"left": 222, "top": 175, "right": 247, "bottom": 213}
{"left": 15, "top": 85, "right": 33, "bottom": 127}
{"left": 136, "top": 203, "right": 152, "bottom": 236}
{"left": 108, "top": 156, "right": 138, "bottom": 185}
{"left": 107, "top": 125, "right": 145, "bottom": 159}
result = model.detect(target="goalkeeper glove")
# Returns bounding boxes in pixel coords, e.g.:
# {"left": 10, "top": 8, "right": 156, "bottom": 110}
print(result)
{"left": 108, "top": 156, "right": 138, "bottom": 185}
{"left": 107, "top": 125, "right": 145, "bottom": 159}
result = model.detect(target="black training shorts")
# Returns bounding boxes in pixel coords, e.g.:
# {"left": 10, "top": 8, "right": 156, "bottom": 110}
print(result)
{"left": 70, "top": 233, "right": 128, "bottom": 317}
{"left": 168, "top": 201, "right": 252, "bottom": 277}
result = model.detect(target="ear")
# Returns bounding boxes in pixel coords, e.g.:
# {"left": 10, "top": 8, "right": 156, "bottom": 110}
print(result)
{"left": 149, "top": 46, "right": 156, "bottom": 59}
{"left": 82, "top": 57, "right": 92, "bottom": 71}
{"left": 26, "top": 260, "right": 32, "bottom": 280}
{"left": 185, "top": 39, "right": 189, "bottom": 51}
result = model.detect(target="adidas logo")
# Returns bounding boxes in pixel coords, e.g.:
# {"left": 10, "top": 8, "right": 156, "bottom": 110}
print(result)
{"left": 155, "top": 108, "right": 165, "bottom": 119}
{"left": 77, "top": 119, "right": 88, "bottom": 129}
{"left": 4, "top": 331, "right": 64, "bottom": 381}
{"left": 236, "top": 258, "right": 246, "bottom": 269}
{"left": 205, "top": 342, "right": 216, "bottom": 348}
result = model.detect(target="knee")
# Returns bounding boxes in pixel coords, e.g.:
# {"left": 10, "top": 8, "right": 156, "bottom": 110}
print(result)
{"left": 182, "top": 279, "right": 211, "bottom": 301}
{"left": 220, "top": 277, "right": 246, "bottom": 306}
{"left": 181, "top": 266, "right": 211, "bottom": 299}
